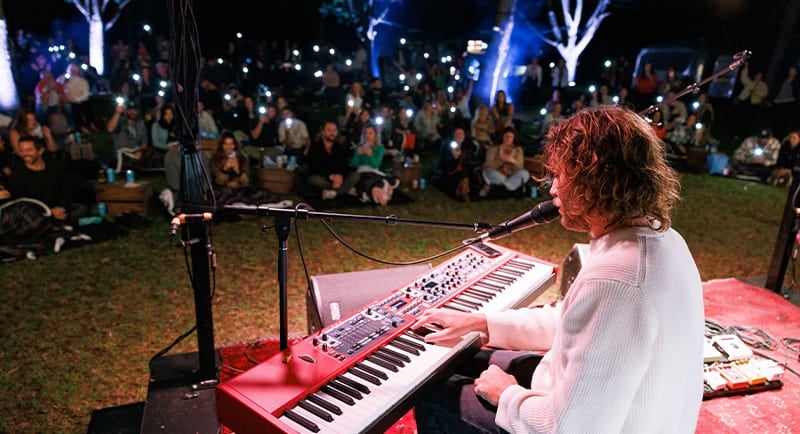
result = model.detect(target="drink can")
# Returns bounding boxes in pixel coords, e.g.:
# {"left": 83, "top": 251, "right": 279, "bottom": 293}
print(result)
{"left": 106, "top": 168, "right": 115, "bottom": 183}
{"left": 419, "top": 178, "right": 426, "bottom": 189}
{"left": 529, "top": 186, "right": 538, "bottom": 198}
{"left": 97, "top": 202, "right": 107, "bottom": 217}
{"left": 74, "top": 132, "right": 81, "bottom": 143}
{"left": 412, "top": 179, "right": 419, "bottom": 189}
{"left": 126, "top": 169, "right": 135, "bottom": 183}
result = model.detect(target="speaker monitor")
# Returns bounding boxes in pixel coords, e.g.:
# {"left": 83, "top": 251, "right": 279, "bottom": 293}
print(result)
{"left": 560, "top": 243, "right": 589, "bottom": 297}
{"left": 307, "top": 264, "right": 432, "bottom": 334}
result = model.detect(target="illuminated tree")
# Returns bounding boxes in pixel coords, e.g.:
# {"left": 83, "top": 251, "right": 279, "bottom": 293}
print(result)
{"left": 66, "top": 0, "right": 135, "bottom": 76}
{"left": 319, "top": 0, "right": 403, "bottom": 78}
{"left": 540, "top": 0, "right": 611, "bottom": 83}
{"left": 0, "top": 0, "right": 19, "bottom": 110}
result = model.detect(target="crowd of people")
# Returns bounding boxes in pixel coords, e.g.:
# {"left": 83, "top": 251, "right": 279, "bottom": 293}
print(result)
{"left": 1, "top": 28, "right": 799, "bottom": 252}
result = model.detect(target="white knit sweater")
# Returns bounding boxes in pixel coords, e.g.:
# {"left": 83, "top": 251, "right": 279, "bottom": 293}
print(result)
{"left": 485, "top": 227, "right": 705, "bottom": 433}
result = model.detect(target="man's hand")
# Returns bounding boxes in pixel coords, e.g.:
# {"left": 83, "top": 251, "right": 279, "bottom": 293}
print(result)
{"left": 412, "top": 308, "right": 488, "bottom": 346}
{"left": 330, "top": 173, "right": 343, "bottom": 189}
{"left": 474, "top": 365, "right": 519, "bottom": 406}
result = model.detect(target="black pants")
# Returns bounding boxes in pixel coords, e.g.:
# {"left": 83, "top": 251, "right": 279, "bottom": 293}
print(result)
{"left": 414, "top": 349, "right": 543, "bottom": 434}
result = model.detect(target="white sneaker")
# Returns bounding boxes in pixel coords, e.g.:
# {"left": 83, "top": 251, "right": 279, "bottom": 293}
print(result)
{"left": 322, "top": 189, "right": 337, "bottom": 200}
{"left": 54, "top": 237, "right": 65, "bottom": 253}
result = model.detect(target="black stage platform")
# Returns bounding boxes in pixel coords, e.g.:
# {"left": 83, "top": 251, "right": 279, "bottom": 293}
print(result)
{"left": 88, "top": 351, "right": 220, "bottom": 434}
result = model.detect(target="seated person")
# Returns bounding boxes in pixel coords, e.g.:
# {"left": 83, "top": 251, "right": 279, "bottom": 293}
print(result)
{"left": 471, "top": 105, "right": 495, "bottom": 160}
{"left": 730, "top": 128, "right": 781, "bottom": 181}
{"left": 198, "top": 100, "right": 220, "bottom": 140}
{"left": 148, "top": 103, "right": 178, "bottom": 167}
{"left": 243, "top": 103, "right": 280, "bottom": 165}
{"left": 664, "top": 113, "right": 701, "bottom": 157}
{"left": 429, "top": 127, "right": 478, "bottom": 203}
{"left": 277, "top": 106, "right": 310, "bottom": 163}
{"left": 350, "top": 124, "right": 398, "bottom": 206}
{"left": 7, "top": 135, "right": 88, "bottom": 224}
{"left": 209, "top": 131, "right": 274, "bottom": 212}
{"left": 767, "top": 130, "right": 800, "bottom": 187}
{"left": 480, "top": 126, "right": 530, "bottom": 197}
{"left": 413, "top": 102, "right": 442, "bottom": 154}
{"left": 304, "top": 120, "right": 360, "bottom": 200}
{"left": 106, "top": 99, "right": 151, "bottom": 173}
{"left": 392, "top": 107, "right": 417, "bottom": 158}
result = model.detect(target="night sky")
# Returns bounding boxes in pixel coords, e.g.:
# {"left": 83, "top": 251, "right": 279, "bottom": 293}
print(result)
{"left": 4, "top": 0, "right": 791, "bottom": 74}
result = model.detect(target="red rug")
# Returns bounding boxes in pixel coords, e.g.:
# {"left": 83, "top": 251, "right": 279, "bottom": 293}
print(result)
{"left": 697, "top": 278, "right": 800, "bottom": 434}
{"left": 217, "top": 279, "right": 800, "bottom": 433}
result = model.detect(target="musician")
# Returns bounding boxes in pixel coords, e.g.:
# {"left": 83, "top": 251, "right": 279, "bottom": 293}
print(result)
{"left": 413, "top": 105, "right": 704, "bottom": 433}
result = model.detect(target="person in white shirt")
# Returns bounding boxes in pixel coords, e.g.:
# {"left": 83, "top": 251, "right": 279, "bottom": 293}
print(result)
{"left": 60, "top": 63, "right": 91, "bottom": 132}
{"left": 414, "top": 105, "right": 704, "bottom": 434}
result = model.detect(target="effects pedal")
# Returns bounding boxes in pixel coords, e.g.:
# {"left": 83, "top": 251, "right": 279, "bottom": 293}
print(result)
{"left": 703, "top": 366, "right": 727, "bottom": 391}
{"left": 703, "top": 338, "right": 724, "bottom": 363}
{"left": 732, "top": 359, "right": 767, "bottom": 385}
{"left": 711, "top": 334, "right": 753, "bottom": 361}
{"left": 714, "top": 364, "right": 750, "bottom": 389}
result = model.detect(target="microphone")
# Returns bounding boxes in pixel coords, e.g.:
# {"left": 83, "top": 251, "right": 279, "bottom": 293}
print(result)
{"left": 170, "top": 212, "right": 213, "bottom": 236}
{"left": 476, "top": 200, "right": 560, "bottom": 242}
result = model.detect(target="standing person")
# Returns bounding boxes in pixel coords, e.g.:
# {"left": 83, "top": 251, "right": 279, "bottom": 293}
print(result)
{"left": 413, "top": 105, "right": 704, "bottom": 433}
{"left": 60, "top": 63, "right": 92, "bottom": 133}
{"left": 633, "top": 61, "right": 659, "bottom": 106}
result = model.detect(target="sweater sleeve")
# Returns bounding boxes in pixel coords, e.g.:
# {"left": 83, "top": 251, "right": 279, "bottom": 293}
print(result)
{"left": 493, "top": 278, "right": 657, "bottom": 433}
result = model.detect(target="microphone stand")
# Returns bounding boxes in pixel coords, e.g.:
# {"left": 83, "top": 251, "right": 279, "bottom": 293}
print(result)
{"left": 638, "top": 50, "right": 752, "bottom": 118}
{"left": 225, "top": 204, "right": 492, "bottom": 351}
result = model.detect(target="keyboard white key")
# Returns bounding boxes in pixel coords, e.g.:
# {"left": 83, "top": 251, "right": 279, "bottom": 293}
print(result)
{"left": 280, "top": 333, "right": 476, "bottom": 433}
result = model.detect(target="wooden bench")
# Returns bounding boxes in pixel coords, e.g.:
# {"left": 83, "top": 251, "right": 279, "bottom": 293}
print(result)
{"left": 391, "top": 159, "right": 423, "bottom": 188}
{"left": 94, "top": 180, "right": 153, "bottom": 216}
{"left": 255, "top": 168, "right": 298, "bottom": 194}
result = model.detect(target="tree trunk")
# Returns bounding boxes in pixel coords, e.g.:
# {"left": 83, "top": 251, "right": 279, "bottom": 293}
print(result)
{"left": 0, "top": 0, "right": 20, "bottom": 110}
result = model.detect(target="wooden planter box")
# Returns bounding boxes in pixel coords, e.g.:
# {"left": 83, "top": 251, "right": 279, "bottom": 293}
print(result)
{"left": 391, "top": 159, "right": 423, "bottom": 188}
{"left": 524, "top": 155, "right": 547, "bottom": 178}
{"left": 255, "top": 168, "right": 297, "bottom": 194}
{"left": 94, "top": 180, "right": 153, "bottom": 216}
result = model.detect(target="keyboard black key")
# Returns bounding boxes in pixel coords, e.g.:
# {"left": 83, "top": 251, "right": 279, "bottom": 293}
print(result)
{"left": 379, "top": 346, "right": 411, "bottom": 363}
{"left": 395, "top": 335, "right": 426, "bottom": 351}
{"left": 338, "top": 374, "right": 371, "bottom": 394}
{"left": 367, "top": 354, "right": 399, "bottom": 372}
{"left": 297, "top": 400, "right": 333, "bottom": 422}
{"left": 283, "top": 409, "right": 320, "bottom": 432}
{"left": 388, "top": 339, "right": 420, "bottom": 356}
{"left": 349, "top": 366, "right": 382, "bottom": 385}
{"left": 355, "top": 361, "right": 389, "bottom": 379}
{"left": 329, "top": 379, "right": 363, "bottom": 400}
{"left": 320, "top": 384, "right": 355, "bottom": 405}
{"left": 307, "top": 393, "right": 343, "bottom": 415}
